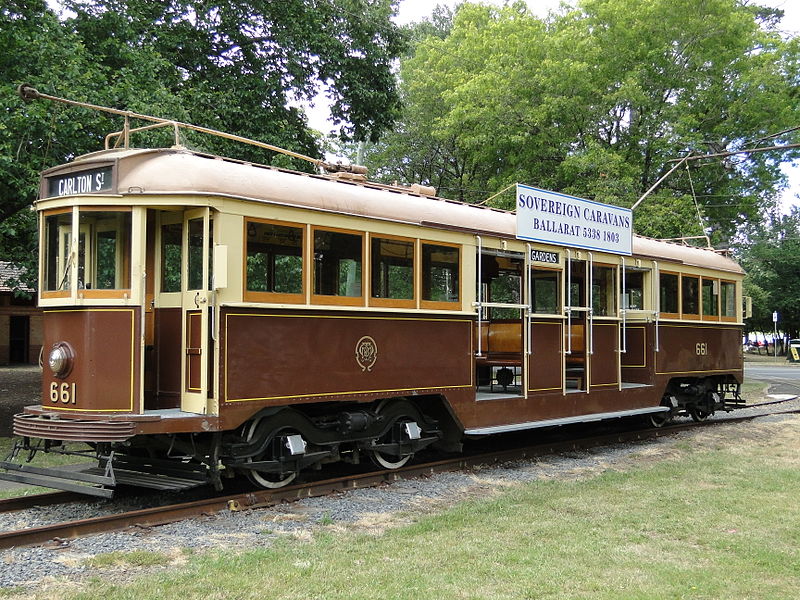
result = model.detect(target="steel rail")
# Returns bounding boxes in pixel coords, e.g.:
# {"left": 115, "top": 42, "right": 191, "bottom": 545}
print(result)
{"left": 0, "top": 491, "right": 85, "bottom": 514}
{"left": 1, "top": 407, "right": 798, "bottom": 550}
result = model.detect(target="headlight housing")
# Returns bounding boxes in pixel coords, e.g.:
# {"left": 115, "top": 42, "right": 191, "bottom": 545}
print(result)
{"left": 48, "top": 342, "right": 74, "bottom": 378}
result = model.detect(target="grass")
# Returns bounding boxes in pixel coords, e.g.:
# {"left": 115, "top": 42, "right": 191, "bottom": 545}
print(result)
{"left": 0, "top": 437, "right": 93, "bottom": 499}
{"left": 23, "top": 416, "right": 799, "bottom": 600}
{"left": 85, "top": 551, "right": 175, "bottom": 569}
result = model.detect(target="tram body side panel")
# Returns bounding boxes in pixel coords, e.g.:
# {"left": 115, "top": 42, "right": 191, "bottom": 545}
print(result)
{"left": 217, "top": 308, "right": 474, "bottom": 429}
{"left": 621, "top": 324, "right": 652, "bottom": 385}
{"left": 41, "top": 307, "right": 140, "bottom": 413}
{"left": 655, "top": 323, "right": 743, "bottom": 380}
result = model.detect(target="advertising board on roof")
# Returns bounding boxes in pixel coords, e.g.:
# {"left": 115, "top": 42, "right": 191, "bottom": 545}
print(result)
{"left": 516, "top": 183, "right": 633, "bottom": 256}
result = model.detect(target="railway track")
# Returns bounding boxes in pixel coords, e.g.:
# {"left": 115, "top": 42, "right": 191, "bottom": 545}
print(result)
{"left": 2, "top": 406, "right": 798, "bottom": 550}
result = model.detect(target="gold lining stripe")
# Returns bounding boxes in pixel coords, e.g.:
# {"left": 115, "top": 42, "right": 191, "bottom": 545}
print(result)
{"left": 224, "top": 312, "right": 473, "bottom": 403}
{"left": 529, "top": 320, "right": 563, "bottom": 391}
{"left": 42, "top": 308, "right": 136, "bottom": 412}
{"left": 656, "top": 368, "right": 743, "bottom": 376}
{"left": 187, "top": 311, "right": 202, "bottom": 392}
{"left": 621, "top": 325, "right": 647, "bottom": 368}
{"left": 227, "top": 384, "right": 474, "bottom": 403}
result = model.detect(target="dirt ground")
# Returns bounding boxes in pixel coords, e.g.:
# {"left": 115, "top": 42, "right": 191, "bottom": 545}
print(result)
{"left": 0, "top": 365, "right": 41, "bottom": 437}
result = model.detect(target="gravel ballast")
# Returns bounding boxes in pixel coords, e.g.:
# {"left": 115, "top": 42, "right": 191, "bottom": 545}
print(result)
{"left": 1, "top": 395, "right": 799, "bottom": 591}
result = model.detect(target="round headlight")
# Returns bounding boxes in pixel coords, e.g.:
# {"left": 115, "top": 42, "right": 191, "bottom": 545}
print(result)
{"left": 48, "top": 342, "right": 74, "bottom": 378}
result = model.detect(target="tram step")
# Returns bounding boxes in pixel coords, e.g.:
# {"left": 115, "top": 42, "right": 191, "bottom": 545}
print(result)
{"left": 0, "top": 461, "right": 114, "bottom": 498}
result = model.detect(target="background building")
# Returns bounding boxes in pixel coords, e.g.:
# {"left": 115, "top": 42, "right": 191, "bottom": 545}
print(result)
{"left": 0, "top": 262, "right": 42, "bottom": 365}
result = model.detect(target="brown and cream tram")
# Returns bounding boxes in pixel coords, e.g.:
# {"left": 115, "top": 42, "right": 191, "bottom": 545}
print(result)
{"left": 0, "top": 108, "right": 745, "bottom": 497}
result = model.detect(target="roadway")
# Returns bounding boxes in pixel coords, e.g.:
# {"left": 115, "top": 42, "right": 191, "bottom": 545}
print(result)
{"left": 745, "top": 360, "right": 800, "bottom": 396}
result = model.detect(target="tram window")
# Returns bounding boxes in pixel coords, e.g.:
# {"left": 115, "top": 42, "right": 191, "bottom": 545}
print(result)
{"left": 721, "top": 281, "right": 736, "bottom": 318}
{"left": 592, "top": 265, "right": 616, "bottom": 316}
{"left": 246, "top": 221, "right": 303, "bottom": 296}
{"left": 187, "top": 218, "right": 204, "bottom": 290}
{"left": 660, "top": 272, "right": 679, "bottom": 314}
{"left": 682, "top": 275, "right": 699, "bottom": 317}
{"left": 161, "top": 222, "right": 182, "bottom": 293}
{"left": 702, "top": 278, "right": 719, "bottom": 317}
{"left": 77, "top": 210, "right": 131, "bottom": 290}
{"left": 491, "top": 273, "right": 521, "bottom": 318}
{"left": 531, "top": 269, "right": 560, "bottom": 314}
{"left": 314, "top": 229, "right": 363, "bottom": 298}
{"left": 623, "top": 270, "right": 644, "bottom": 310}
{"left": 422, "top": 243, "right": 459, "bottom": 304}
{"left": 186, "top": 218, "right": 214, "bottom": 291}
{"left": 43, "top": 212, "right": 73, "bottom": 291}
{"left": 371, "top": 237, "right": 413, "bottom": 300}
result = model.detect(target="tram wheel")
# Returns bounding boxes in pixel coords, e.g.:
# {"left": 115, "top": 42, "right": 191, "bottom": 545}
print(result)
{"left": 648, "top": 411, "right": 671, "bottom": 428}
{"left": 368, "top": 400, "right": 419, "bottom": 469}
{"left": 689, "top": 406, "right": 712, "bottom": 422}
{"left": 243, "top": 420, "right": 298, "bottom": 489}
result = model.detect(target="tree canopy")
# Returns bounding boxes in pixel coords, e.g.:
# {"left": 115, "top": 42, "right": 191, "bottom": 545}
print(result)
{"left": 366, "top": 0, "right": 800, "bottom": 245}
{"left": 738, "top": 207, "right": 800, "bottom": 339}
{"left": 0, "top": 0, "right": 406, "bottom": 289}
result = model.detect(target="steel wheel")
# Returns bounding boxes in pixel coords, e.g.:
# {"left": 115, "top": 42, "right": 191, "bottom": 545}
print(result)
{"left": 648, "top": 410, "right": 671, "bottom": 428}
{"left": 689, "top": 406, "right": 712, "bottom": 422}
{"left": 368, "top": 400, "right": 419, "bottom": 469}
{"left": 243, "top": 420, "right": 298, "bottom": 489}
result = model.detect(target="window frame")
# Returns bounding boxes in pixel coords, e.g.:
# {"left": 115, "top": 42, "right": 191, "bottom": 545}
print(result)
{"left": 720, "top": 279, "right": 738, "bottom": 322}
{"left": 41, "top": 208, "right": 74, "bottom": 299}
{"left": 420, "top": 240, "right": 462, "bottom": 311}
{"left": 591, "top": 261, "right": 617, "bottom": 318}
{"left": 681, "top": 274, "right": 701, "bottom": 319}
{"left": 368, "top": 233, "right": 417, "bottom": 309}
{"left": 159, "top": 214, "right": 183, "bottom": 296}
{"left": 243, "top": 217, "right": 306, "bottom": 304}
{"left": 42, "top": 206, "right": 133, "bottom": 300}
{"left": 530, "top": 265, "right": 562, "bottom": 316}
{"left": 311, "top": 225, "right": 366, "bottom": 307}
{"left": 701, "top": 277, "right": 720, "bottom": 321}
{"left": 658, "top": 270, "right": 680, "bottom": 319}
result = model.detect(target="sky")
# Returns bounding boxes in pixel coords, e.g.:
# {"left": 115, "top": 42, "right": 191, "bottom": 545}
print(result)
{"left": 312, "top": 0, "right": 800, "bottom": 211}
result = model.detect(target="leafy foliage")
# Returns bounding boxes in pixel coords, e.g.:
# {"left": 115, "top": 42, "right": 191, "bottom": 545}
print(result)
{"left": 738, "top": 207, "right": 800, "bottom": 338}
{"left": 0, "top": 0, "right": 406, "bottom": 290}
{"left": 368, "top": 0, "right": 800, "bottom": 244}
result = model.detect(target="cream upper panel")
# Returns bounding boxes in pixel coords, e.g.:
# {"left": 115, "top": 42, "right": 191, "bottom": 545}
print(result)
{"left": 38, "top": 148, "right": 745, "bottom": 302}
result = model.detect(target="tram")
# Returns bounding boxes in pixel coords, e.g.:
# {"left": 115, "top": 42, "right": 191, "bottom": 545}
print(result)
{"left": 0, "top": 88, "right": 745, "bottom": 496}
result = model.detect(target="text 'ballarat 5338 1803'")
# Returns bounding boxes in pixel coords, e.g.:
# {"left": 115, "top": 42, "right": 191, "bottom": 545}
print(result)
{"left": 0, "top": 88, "right": 744, "bottom": 496}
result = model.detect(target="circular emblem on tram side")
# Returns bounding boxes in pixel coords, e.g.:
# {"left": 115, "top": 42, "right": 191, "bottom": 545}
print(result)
{"left": 355, "top": 336, "right": 378, "bottom": 372}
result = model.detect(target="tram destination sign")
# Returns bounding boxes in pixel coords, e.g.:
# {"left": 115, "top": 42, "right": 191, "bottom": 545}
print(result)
{"left": 516, "top": 184, "right": 632, "bottom": 256}
{"left": 46, "top": 166, "right": 113, "bottom": 198}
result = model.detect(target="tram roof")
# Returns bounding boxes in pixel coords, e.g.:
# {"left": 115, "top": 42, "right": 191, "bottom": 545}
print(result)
{"left": 54, "top": 147, "right": 744, "bottom": 275}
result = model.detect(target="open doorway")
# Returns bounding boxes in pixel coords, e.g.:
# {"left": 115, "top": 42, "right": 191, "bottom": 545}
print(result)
{"left": 565, "top": 259, "right": 587, "bottom": 392}
{"left": 8, "top": 315, "right": 29, "bottom": 363}
{"left": 476, "top": 250, "right": 526, "bottom": 398}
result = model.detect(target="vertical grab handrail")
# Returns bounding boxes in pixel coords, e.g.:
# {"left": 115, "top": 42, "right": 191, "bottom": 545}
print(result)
{"left": 620, "top": 256, "right": 627, "bottom": 354}
{"left": 565, "top": 249, "right": 572, "bottom": 356}
{"left": 587, "top": 252, "right": 594, "bottom": 356}
{"left": 476, "top": 236, "right": 483, "bottom": 357}
{"left": 652, "top": 260, "right": 660, "bottom": 352}
{"left": 525, "top": 244, "right": 532, "bottom": 356}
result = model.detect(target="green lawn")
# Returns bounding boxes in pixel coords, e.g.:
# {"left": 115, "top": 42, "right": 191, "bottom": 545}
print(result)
{"left": 0, "top": 437, "right": 93, "bottom": 499}
{"left": 23, "top": 415, "right": 797, "bottom": 600}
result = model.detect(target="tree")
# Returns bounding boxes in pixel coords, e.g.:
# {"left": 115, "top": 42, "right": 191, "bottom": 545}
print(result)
{"left": 738, "top": 207, "right": 800, "bottom": 339}
{"left": 0, "top": 0, "right": 406, "bottom": 290}
{"left": 369, "top": 0, "right": 800, "bottom": 243}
